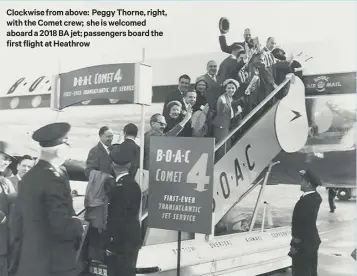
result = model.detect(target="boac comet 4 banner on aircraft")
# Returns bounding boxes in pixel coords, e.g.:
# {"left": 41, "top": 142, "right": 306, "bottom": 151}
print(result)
{"left": 51, "top": 62, "right": 152, "bottom": 110}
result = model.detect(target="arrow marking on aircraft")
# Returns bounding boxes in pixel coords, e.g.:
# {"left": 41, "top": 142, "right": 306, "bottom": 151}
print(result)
{"left": 290, "top": 110, "right": 302, "bottom": 122}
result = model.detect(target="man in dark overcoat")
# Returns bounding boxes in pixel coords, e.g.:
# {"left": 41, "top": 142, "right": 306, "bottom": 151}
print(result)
{"left": 13, "top": 122, "right": 83, "bottom": 276}
{"left": 216, "top": 43, "right": 245, "bottom": 86}
{"left": 289, "top": 169, "right": 323, "bottom": 276}
{"left": 119, "top": 123, "right": 140, "bottom": 178}
{"left": 104, "top": 142, "right": 142, "bottom": 276}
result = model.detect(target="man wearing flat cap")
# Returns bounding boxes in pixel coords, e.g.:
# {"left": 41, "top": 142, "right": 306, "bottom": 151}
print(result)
{"left": 104, "top": 143, "right": 142, "bottom": 276}
{"left": 13, "top": 122, "right": 83, "bottom": 276}
{"left": 289, "top": 169, "right": 323, "bottom": 276}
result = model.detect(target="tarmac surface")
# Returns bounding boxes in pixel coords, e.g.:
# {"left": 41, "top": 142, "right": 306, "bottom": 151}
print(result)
{"left": 72, "top": 183, "right": 356, "bottom": 275}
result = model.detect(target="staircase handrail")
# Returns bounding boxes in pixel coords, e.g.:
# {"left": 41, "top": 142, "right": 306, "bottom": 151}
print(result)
{"left": 214, "top": 73, "right": 295, "bottom": 152}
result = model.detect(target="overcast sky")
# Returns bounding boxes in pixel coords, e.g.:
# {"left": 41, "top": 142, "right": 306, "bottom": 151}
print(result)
{"left": 0, "top": 1, "right": 356, "bottom": 91}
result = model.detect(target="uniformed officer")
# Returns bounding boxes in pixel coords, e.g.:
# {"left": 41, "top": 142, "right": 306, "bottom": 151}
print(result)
{"left": 289, "top": 169, "right": 323, "bottom": 276}
{"left": 104, "top": 143, "right": 142, "bottom": 276}
{"left": 13, "top": 122, "right": 83, "bottom": 276}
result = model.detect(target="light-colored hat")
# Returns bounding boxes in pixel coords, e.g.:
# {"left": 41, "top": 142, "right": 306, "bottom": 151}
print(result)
{"left": 222, "top": 78, "right": 240, "bottom": 89}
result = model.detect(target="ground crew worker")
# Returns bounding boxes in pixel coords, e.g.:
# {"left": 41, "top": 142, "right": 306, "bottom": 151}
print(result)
{"left": 289, "top": 169, "right": 322, "bottom": 276}
{"left": 104, "top": 143, "right": 142, "bottom": 276}
{"left": 327, "top": 187, "right": 337, "bottom": 213}
{"left": 13, "top": 122, "right": 83, "bottom": 276}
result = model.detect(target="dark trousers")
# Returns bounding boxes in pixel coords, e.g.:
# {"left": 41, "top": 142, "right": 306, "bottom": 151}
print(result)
{"left": 328, "top": 189, "right": 337, "bottom": 212}
{"left": 86, "top": 226, "right": 105, "bottom": 262}
{"left": 105, "top": 249, "right": 139, "bottom": 276}
{"left": 292, "top": 248, "right": 318, "bottom": 276}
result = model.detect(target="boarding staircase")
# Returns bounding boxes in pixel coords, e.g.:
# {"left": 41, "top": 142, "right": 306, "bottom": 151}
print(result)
{"left": 141, "top": 73, "right": 308, "bottom": 246}
{"left": 121, "top": 73, "right": 309, "bottom": 276}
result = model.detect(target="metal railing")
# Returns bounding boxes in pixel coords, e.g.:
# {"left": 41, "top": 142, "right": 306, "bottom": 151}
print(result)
{"left": 214, "top": 73, "right": 295, "bottom": 152}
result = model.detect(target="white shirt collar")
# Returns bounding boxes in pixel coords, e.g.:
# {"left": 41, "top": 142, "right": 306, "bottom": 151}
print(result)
{"left": 100, "top": 141, "right": 110, "bottom": 154}
{"left": 302, "top": 191, "right": 316, "bottom": 197}
{"left": 178, "top": 88, "right": 185, "bottom": 95}
{"left": 183, "top": 99, "right": 189, "bottom": 109}
{"left": 17, "top": 174, "right": 21, "bottom": 181}
{"left": 229, "top": 54, "right": 237, "bottom": 60}
{"left": 116, "top": 172, "right": 129, "bottom": 182}
{"left": 125, "top": 137, "right": 136, "bottom": 142}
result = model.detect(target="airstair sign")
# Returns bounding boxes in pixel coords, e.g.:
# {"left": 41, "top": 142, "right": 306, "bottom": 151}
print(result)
{"left": 148, "top": 137, "right": 214, "bottom": 234}
{"left": 51, "top": 62, "right": 152, "bottom": 110}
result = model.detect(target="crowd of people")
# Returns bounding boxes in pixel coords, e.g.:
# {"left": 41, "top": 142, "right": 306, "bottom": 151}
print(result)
{"left": 0, "top": 28, "right": 309, "bottom": 276}
{"left": 144, "top": 28, "right": 303, "bottom": 161}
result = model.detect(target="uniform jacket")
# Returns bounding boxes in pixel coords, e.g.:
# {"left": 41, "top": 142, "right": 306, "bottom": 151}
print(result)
{"left": 85, "top": 142, "right": 114, "bottom": 179}
{"left": 13, "top": 160, "right": 83, "bottom": 276}
{"left": 291, "top": 192, "right": 322, "bottom": 250}
{"left": 105, "top": 173, "right": 142, "bottom": 253}
{"left": 84, "top": 170, "right": 112, "bottom": 230}
{"left": 143, "top": 124, "right": 183, "bottom": 169}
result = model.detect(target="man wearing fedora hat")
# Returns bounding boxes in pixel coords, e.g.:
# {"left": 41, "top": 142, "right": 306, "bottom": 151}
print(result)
{"left": 289, "top": 169, "right": 323, "bottom": 276}
{"left": 0, "top": 141, "right": 17, "bottom": 276}
{"left": 12, "top": 123, "right": 83, "bottom": 276}
{"left": 104, "top": 143, "right": 142, "bottom": 276}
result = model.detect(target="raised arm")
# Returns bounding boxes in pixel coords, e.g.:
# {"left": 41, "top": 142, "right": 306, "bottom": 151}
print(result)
{"left": 219, "top": 35, "right": 232, "bottom": 54}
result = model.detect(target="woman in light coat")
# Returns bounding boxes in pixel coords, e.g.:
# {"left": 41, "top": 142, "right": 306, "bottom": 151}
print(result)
{"left": 212, "top": 79, "right": 242, "bottom": 160}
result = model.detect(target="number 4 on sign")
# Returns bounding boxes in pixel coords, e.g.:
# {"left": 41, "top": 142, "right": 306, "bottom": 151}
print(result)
{"left": 114, "top": 69, "right": 123, "bottom": 83}
{"left": 186, "top": 153, "right": 210, "bottom": 192}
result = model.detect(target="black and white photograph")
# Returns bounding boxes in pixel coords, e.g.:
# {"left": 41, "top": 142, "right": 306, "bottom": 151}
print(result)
{"left": 0, "top": 1, "right": 355, "bottom": 276}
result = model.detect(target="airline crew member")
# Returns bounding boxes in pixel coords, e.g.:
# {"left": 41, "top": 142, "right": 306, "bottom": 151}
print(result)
{"left": 13, "top": 122, "right": 83, "bottom": 276}
{"left": 105, "top": 143, "right": 142, "bottom": 276}
{"left": 289, "top": 169, "right": 322, "bottom": 276}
